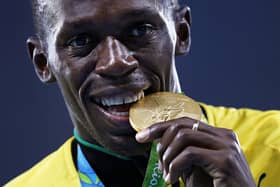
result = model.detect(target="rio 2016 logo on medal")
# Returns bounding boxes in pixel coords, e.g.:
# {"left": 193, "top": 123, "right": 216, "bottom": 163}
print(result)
{"left": 130, "top": 92, "right": 202, "bottom": 132}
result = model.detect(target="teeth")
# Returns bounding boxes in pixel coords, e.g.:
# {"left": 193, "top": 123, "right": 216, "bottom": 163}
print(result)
{"left": 95, "top": 91, "right": 144, "bottom": 107}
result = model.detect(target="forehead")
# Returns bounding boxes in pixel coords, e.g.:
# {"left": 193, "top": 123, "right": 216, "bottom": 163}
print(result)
{"left": 52, "top": 0, "right": 173, "bottom": 23}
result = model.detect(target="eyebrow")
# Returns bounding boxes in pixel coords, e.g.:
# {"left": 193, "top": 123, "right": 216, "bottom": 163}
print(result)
{"left": 118, "top": 8, "right": 163, "bottom": 20}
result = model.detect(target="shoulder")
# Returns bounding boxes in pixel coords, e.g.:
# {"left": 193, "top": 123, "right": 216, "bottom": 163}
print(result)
{"left": 4, "top": 138, "right": 80, "bottom": 187}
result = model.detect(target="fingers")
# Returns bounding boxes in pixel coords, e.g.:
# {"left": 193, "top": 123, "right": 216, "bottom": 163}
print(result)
{"left": 166, "top": 146, "right": 217, "bottom": 184}
{"left": 135, "top": 116, "right": 249, "bottom": 186}
{"left": 159, "top": 128, "right": 227, "bottom": 177}
{"left": 163, "top": 132, "right": 244, "bottom": 185}
{"left": 135, "top": 121, "right": 171, "bottom": 142}
{"left": 157, "top": 123, "right": 183, "bottom": 172}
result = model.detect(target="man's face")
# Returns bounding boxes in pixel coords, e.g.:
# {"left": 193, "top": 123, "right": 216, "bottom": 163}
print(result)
{"left": 44, "top": 0, "right": 182, "bottom": 155}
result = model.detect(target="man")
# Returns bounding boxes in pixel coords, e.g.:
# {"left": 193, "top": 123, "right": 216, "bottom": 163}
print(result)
{"left": 5, "top": 0, "right": 280, "bottom": 186}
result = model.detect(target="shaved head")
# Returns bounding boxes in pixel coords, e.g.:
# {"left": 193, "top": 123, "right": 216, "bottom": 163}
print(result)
{"left": 31, "top": 0, "right": 60, "bottom": 43}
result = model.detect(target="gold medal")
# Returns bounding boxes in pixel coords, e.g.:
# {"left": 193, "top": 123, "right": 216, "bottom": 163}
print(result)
{"left": 129, "top": 92, "right": 202, "bottom": 132}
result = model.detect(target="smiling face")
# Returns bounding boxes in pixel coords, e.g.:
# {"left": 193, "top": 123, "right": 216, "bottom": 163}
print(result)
{"left": 28, "top": 0, "right": 191, "bottom": 156}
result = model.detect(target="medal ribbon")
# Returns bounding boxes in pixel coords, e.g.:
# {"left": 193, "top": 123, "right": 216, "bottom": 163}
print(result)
{"left": 77, "top": 145, "right": 105, "bottom": 187}
{"left": 142, "top": 142, "right": 167, "bottom": 187}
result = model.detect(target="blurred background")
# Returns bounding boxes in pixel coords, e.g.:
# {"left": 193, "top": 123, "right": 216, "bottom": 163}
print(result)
{"left": 1, "top": 0, "right": 280, "bottom": 184}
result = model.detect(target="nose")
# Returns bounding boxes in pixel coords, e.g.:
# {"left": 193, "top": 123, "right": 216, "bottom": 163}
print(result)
{"left": 95, "top": 36, "right": 138, "bottom": 78}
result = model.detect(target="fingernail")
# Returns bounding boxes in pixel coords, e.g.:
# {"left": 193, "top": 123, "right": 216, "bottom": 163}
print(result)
{"left": 156, "top": 143, "right": 161, "bottom": 152}
{"left": 136, "top": 129, "right": 149, "bottom": 142}
{"left": 158, "top": 161, "right": 163, "bottom": 172}
{"left": 163, "top": 170, "right": 166, "bottom": 178}
{"left": 165, "top": 173, "right": 171, "bottom": 183}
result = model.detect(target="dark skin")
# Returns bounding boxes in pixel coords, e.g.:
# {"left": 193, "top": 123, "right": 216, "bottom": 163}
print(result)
{"left": 27, "top": 0, "right": 256, "bottom": 186}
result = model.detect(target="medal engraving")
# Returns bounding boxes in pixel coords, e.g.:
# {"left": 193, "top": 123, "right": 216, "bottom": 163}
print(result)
{"left": 129, "top": 92, "right": 202, "bottom": 132}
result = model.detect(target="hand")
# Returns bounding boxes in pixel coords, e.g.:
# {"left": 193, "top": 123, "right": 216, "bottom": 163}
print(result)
{"left": 136, "top": 117, "right": 256, "bottom": 187}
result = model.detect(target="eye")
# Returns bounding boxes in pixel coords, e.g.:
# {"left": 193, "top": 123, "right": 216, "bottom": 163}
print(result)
{"left": 128, "top": 24, "right": 156, "bottom": 38}
{"left": 67, "top": 34, "right": 93, "bottom": 48}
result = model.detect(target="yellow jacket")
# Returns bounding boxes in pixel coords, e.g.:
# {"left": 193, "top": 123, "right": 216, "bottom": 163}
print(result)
{"left": 5, "top": 104, "right": 280, "bottom": 187}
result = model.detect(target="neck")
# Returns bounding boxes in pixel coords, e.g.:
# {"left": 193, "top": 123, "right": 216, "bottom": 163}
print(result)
{"left": 73, "top": 128, "right": 149, "bottom": 174}
{"left": 74, "top": 128, "right": 131, "bottom": 160}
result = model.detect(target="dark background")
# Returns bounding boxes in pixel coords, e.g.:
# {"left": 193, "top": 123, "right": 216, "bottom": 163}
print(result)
{"left": 1, "top": 0, "right": 280, "bottom": 184}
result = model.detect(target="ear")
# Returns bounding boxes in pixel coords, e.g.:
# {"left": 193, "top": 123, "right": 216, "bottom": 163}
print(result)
{"left": 26, "top": 37, "right": 56, "bottom": 83}
{"left": 175, "top": 6, "right": 192, "bottom": 56}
